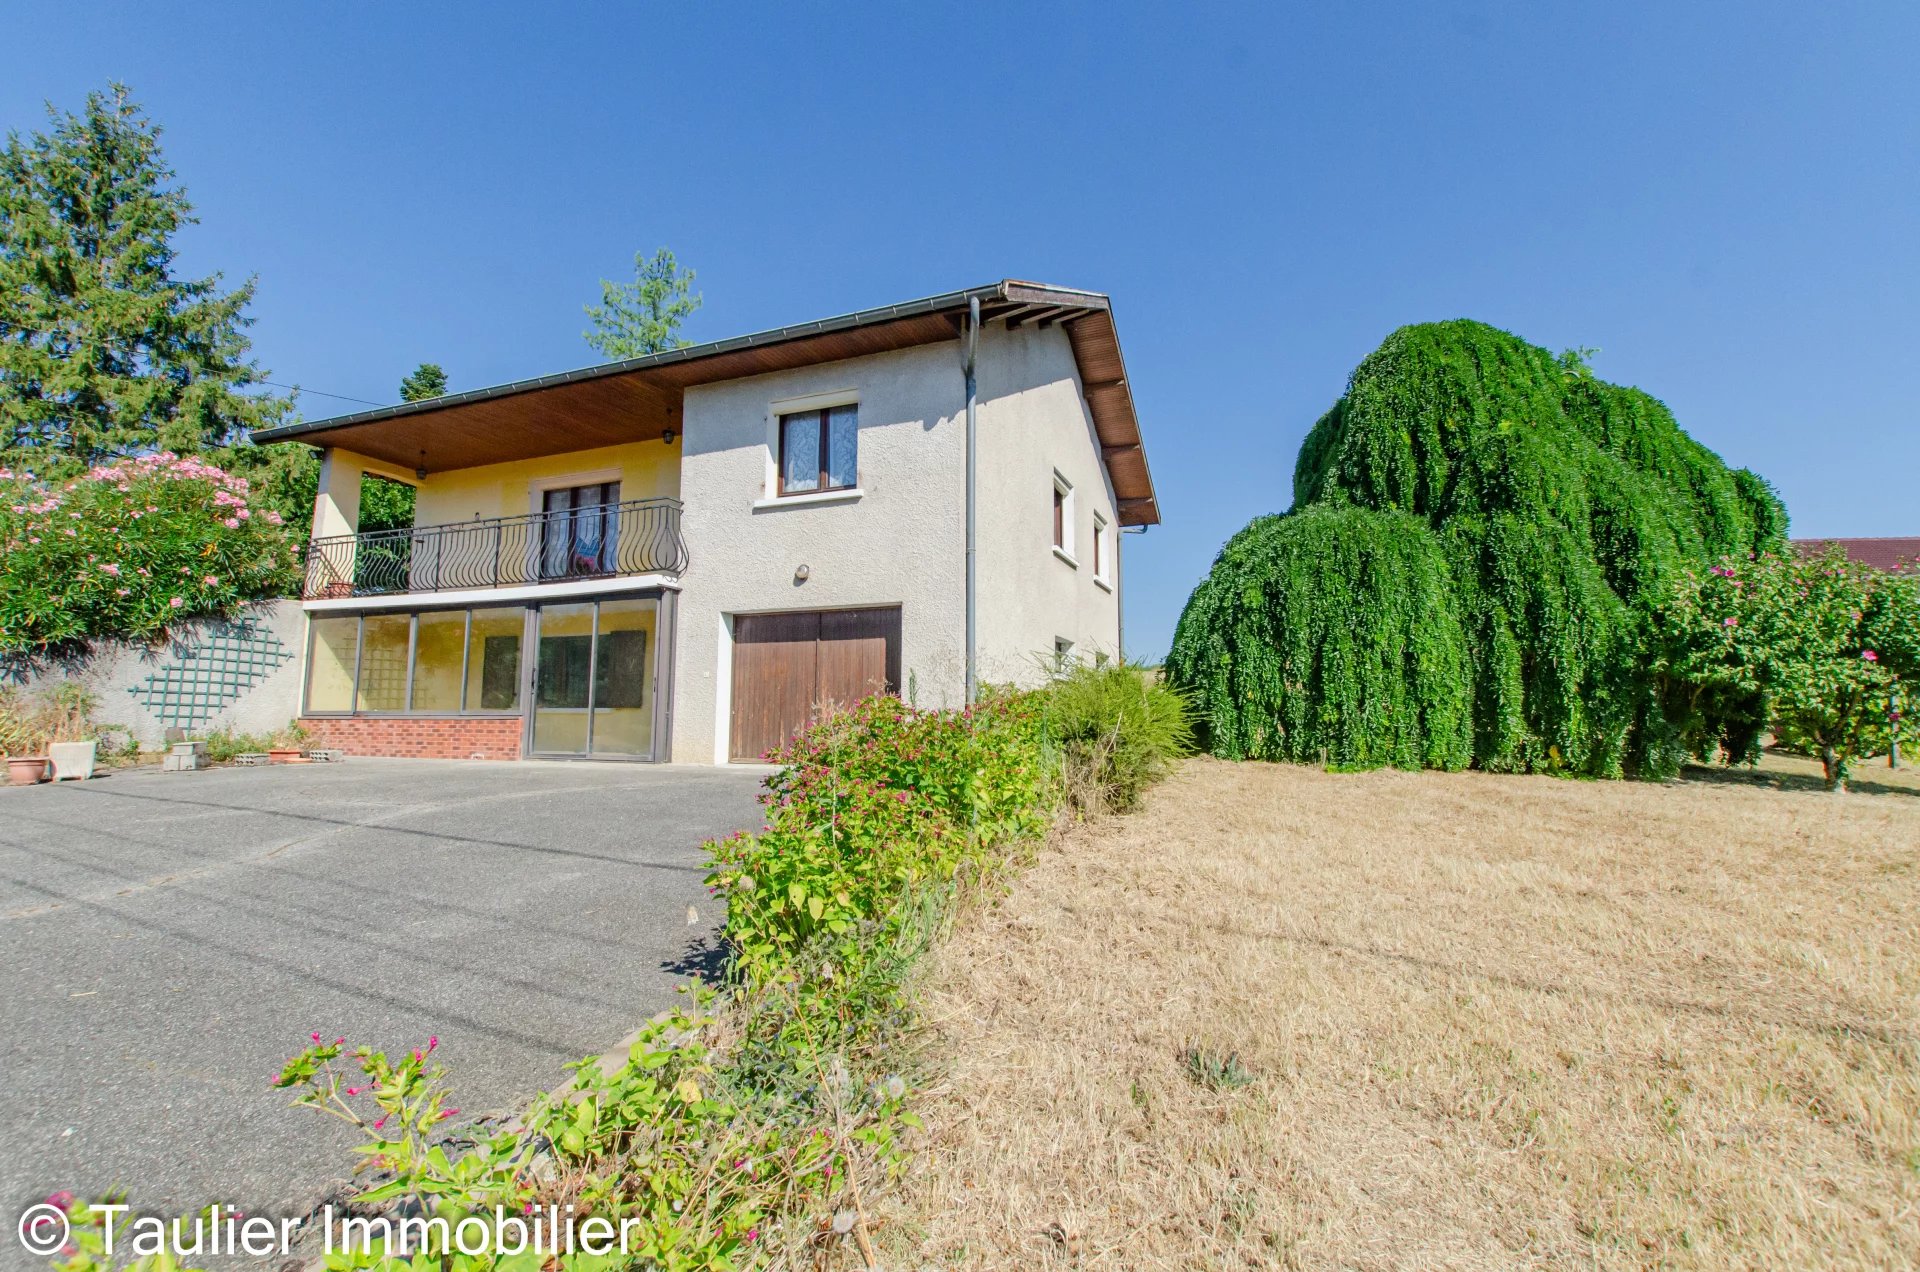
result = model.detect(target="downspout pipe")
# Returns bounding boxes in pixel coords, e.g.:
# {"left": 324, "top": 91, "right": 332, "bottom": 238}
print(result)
{"left": 964, "top": 295, "right": 980, "bottom": 704}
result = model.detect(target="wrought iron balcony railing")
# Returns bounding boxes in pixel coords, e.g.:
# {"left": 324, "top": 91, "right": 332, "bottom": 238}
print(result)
{"left": 303, "top": 497, "right": 688, "bottom": 600}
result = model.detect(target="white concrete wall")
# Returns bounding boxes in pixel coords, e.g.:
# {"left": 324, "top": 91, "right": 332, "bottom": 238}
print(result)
{"left": 670, "top": 341, "right": 969, "bottom": 763}
{"left": 7, "top": 600, "right": 307, "bottom": 748}
{"left": 668, "top": 324, "right": 1123, "bottom": 763}
{"left": 973, "top": 323, "right": 1123, "bottom": 681}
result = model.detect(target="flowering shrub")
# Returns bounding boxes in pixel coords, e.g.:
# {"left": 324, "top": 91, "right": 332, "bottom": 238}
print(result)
{"left": 708, "top": 692, "right": 1048, "bottom": 967}
{"left": 0, "top": 453, "right": 298, "bottom": 657}
{"left": 1657, "top": 547, "right": 1919, "bottom": 789}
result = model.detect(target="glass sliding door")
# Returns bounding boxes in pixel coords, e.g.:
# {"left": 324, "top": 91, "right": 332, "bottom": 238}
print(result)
{"left": 532, "top": 602, "right": 594, "bottom": 754}
{"left": 591, "top": 598, "right": 657, "bottom": 757}
{"left": 528, "top": 596, "right": 660, "bottom": 759}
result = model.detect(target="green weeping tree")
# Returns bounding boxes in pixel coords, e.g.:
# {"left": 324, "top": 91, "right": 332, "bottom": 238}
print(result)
{"left": 1166, "top": 320, "right": 1787, "bottom": 779}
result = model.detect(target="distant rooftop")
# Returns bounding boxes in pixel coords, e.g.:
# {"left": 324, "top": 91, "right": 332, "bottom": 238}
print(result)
{"left": 1791, "top": 537, "right": 1920, "bottom": 573}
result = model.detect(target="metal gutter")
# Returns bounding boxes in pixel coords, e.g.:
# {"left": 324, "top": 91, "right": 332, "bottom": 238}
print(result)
{"left": 962, "top": 295, "right": 980, "bottom": 705}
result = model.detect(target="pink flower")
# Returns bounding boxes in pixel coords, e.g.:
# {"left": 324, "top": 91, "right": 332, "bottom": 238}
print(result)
{"left": 1722, "top": 617, "right": 1737, "bottom": 628}
{"left": 45, "top": 1191, "right": 75, "bottom": 1213}
{"left": 170, "top": 597, "right": 184, "bottom": 608}
{"left": 311, "top": 1032, "right": 322, "bottom": 1042}
{"left": 371, "top": 1116, "right": 387, "bottom": 1130}
{"left": 223, "top": 517, "right": 240, "bottom": 529}
{"left": 203, "top": 574, "right": 219, "bottom": 586}
{"left": 1863, "top": 650, "right": 1879, "bottom": 662}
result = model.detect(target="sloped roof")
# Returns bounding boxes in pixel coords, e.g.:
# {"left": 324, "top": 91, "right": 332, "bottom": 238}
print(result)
{"left": 252, "top": 280, "right": 1161, "bottom": 525}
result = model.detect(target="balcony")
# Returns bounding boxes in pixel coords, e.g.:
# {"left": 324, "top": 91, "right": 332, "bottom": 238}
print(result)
{"left": 303, "top": 497, "right": 688, "bottom": 601}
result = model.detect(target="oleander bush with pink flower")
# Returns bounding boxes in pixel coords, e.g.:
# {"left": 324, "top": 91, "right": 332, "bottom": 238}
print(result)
{"left": 1655, "top": 545, "right": 1920, "bottom": 790}
{"left": 0, "top": 453, "right": 299, "bottom": 658}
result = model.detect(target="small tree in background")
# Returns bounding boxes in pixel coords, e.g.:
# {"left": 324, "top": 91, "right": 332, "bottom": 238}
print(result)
{"left": 0, "top": 84, "right": 290, "bottom": 474}
{"left": 354, "top": 363, "right": 449, "bottom": 533}
{"left": 1657, "top": 547, "right": 1920, "bottom": 790}
{"left": 398, "top": 362, "right": 448, "bottom": 402}
{"left": 584, "top": 248, "right": 700, "bottom": 359}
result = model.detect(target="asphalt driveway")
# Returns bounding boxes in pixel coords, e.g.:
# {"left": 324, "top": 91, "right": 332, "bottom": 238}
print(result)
{"left": 0, "top": 758, "right": 766, "bottom": 1226}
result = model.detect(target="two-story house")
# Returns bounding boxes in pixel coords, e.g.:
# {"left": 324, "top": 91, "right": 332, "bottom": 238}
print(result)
{"left": 253, "top": 280, "right": 1160, "bottom": 763}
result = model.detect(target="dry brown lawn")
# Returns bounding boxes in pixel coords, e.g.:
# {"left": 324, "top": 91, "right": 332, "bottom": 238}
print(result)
{"left": 884, "top": 752, "right": 1920, "bottom": 1271}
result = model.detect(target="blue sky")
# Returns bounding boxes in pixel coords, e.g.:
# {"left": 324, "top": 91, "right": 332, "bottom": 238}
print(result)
{"left": 5, "top": 3, "right": 1915, "bottom": 658}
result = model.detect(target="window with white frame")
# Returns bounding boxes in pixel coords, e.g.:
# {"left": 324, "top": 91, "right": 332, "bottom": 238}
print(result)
{"left": 1053, "top": 637, "right": 1075, "bottom": 674}
{"left": 1052, "top": 471, "right": 1076, "bottom": 562}
{"left": 778, "top": 404, "right": 858, "bottom": 496}
{"left": 1091, "top": 511, "right": 1111, "bottom": 584}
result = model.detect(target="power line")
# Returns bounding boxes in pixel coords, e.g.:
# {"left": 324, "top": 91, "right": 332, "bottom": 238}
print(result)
{"left": 256, "top": 379, "right": 386, "bottom": 408}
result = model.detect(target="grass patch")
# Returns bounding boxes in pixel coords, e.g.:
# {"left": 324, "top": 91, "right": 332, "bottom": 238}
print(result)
{"left": 891, "top": 749, "right": 1920, "bottom": 1270}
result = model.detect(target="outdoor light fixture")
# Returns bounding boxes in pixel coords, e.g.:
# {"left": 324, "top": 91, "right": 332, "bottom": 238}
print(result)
{"left": 794, "top": 564, "right": 811, "bottom": 582}
{"left": 662, "top": 428, "right": 677, "bottom": 445}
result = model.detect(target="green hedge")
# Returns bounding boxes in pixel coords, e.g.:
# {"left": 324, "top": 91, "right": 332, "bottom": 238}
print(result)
{"left": 1169, "top": 320, "right": 1785, "bottom": 778}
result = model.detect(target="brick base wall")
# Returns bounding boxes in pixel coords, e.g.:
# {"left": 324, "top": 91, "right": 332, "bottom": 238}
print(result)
{"left": 298, "top": 716, "right": 524, "bottom": 760}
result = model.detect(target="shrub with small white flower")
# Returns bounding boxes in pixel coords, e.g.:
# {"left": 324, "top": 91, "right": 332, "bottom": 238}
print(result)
{"left": 0, "top": 453, "right": 299, "bottom": 657}
{"left": 1656, "top": 546, "right": 1920, "bottom": 790}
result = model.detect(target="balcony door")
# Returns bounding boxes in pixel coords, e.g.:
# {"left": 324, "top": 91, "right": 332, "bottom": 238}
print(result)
{"left": 539, "top": 481, "right": 621, "bottom": 579}
{"left": 529, "top": 596, "right": 659, "bottom": 759}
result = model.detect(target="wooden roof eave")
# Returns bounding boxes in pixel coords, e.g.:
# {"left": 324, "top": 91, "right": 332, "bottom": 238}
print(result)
{"left": 254, "top": 280, "right": 1160, "bottom": 524}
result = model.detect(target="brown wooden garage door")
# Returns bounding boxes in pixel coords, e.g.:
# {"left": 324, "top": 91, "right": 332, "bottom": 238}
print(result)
{"left": 729, "top": 607, "right": 902, "bottom": 761}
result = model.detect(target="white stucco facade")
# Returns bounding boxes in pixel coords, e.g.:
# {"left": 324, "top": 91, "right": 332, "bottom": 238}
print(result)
{"left": 666, "top": 324, "right": 1124, "bottom": 762}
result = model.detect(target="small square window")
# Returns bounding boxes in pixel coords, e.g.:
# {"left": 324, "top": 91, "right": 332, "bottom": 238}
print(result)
{"left": 779, "top": 405, "right": 857, "bottom": 496}
{"left": 1053, "top": 637, "right": 1075, "bottom": 675}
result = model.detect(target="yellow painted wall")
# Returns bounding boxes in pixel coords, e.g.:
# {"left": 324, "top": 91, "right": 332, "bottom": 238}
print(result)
{"left": 412, "top": 440, "right": 680, "bottom": 528}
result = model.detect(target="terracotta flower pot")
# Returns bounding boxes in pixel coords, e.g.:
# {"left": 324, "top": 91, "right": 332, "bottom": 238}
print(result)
{"left": 7, "top": 756, "right": 50, "bottom": 786}
{"left": 268, "top": 747, "right": 304, "bottom": 764}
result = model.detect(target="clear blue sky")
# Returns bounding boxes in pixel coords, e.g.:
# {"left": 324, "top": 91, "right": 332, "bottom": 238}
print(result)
{"left": 6, "top": 3, "right": 1915, "bottom": 658}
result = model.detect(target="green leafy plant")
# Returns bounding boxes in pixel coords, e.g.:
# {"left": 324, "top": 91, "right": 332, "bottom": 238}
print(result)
{"left": 1181, "top": 1045, "right": 1256, "bottom": 1092}
{"left": 42, "top": 681, "right": 100, "bottom": 743}
{"left": 195, "top": 720, "right": 309, "bottom": 763}
{"left": 0, "top": 680, "right": 114, "bottom": 756}
{"left": 1168, "top": 319, "right": 1785, "bottom": 780}
{"left": 1656, "top": 547, "right": 1919, "bottom": 790}
{"left": 1042, "top": 661, "right": 1194, "bottom": 814}
{"left": 0, "top": 452, "right": 299, "bottom": 658}
{"left": 0, "top": 685, "right": 49, "bottom": 756}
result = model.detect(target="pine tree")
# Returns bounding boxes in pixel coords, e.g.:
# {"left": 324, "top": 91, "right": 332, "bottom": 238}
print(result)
{"left": 0, "top": 83, "right": 287, "bottom": 474}
{"left": 584, "top": 248, "right": 701, "bottom": 359}
{"left": 398, "top": 362, "right": 448, "bottom": 402}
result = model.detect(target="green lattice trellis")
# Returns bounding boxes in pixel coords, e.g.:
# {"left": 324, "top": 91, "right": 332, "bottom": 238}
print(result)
{"left": 127, "top": 618, "right": 295, "bottom": 728}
